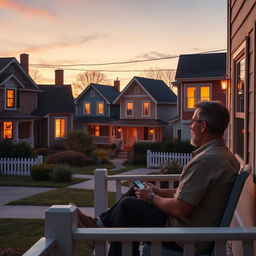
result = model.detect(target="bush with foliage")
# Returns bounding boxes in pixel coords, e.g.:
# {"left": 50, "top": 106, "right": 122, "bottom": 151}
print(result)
{"left": 0, "top": 139, "right": 33, "bottom": 158}
{"left": 160, "top": 160, "right": 183, "bottom": 174}
{"left": 32, "top": 147, "right": 49, "bottom": 156}
{"left": 92, "top": 148, "right": 109, "bottom": 164}
{"left": 52, "top": 164, "right": 72, "bottom": 182}
{"left": 30, "top": 164, "right": 55, "bottom": 181}
{"left": 47, "top": 150, "right": 87, "bottom": 167}
{"left": 64, "top": 130, "right": 94, "bottom": 156}
{"left": 133, "top": 140, "right": 195, "bottom": 165}
{"left": 0, "top": 248, "right": 22, "bottom": 256}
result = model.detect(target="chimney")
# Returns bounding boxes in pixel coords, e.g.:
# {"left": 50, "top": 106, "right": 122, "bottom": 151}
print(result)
{"left": 20, "top": 53, "right": 29, "bottom": 73}
{"left": 114, "top": 78, "right": 120, "bottom": 92}
{"left": 55, "top": 69, "right": 64, "bottom": 86}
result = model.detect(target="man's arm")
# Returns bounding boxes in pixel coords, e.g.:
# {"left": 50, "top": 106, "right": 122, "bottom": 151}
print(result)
{"left": 146, "top": 183, "right": 176, "bottom": 198}
{"left": 135, "top": 186, "right": 194, "bottom": 219}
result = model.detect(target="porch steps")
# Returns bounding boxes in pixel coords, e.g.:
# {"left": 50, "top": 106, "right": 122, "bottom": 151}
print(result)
{"left": 116, "top": 150, "right": 133, "bottom": 160}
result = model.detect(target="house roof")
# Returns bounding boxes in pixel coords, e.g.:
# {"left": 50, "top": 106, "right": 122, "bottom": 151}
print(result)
{"left": 75, "top": 83, "right": 120, "bottom": 104}
{"left": 0, "top": 58, "right": 14, "bottom": 71}
{"left": 74, "top": 116, "right": 119, "bottom": 124}
{"left": 32, "top": 85, "right": 75, "bottom": 116}
{"left": 111, "top": 119, "right": 167, "bottom": 127}
{"left": 113, "top": 76, "right": 177, "bottom": 104}
{"left": 175, "top": 53, "right": 226, "bottom": 80}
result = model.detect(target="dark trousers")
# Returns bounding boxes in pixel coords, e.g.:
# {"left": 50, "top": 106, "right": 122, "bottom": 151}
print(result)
{"left": 99, "top": 187, "right": 182, "bottom": 256}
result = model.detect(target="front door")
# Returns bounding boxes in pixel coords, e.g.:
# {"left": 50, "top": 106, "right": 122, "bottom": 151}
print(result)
{"left": 124, "top": 127, "right": 137, "bottom": 150}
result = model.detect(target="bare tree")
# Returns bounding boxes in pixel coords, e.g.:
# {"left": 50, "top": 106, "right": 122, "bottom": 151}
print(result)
{"left": 72, "top": 70, "right": 110, "bottom": 97}
{"left": 141, "top": 67, "right": 176, "bottom": 90}
{"left": 29, "top": 68, "right": 42, "bottom": 83}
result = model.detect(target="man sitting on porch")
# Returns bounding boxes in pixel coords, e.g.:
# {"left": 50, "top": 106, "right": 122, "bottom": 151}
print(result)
{"left": 77, "top": 101, "right": 240, "bottom": 256}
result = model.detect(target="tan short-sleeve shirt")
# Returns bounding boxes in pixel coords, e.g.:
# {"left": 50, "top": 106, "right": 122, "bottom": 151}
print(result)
{"left": 166, "top": 138, "right": 240, "bottom": 254}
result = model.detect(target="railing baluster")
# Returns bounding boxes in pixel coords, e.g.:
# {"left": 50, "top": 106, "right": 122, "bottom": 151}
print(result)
{"left": 243, "top": 240, "right": 254, "bottom": 255}
{"left": 122, "top": 241, "right": 133, "bottom": 256}
{"left": 183, "top": 242, "right": 195, "bottom": 256}
{"left": 214, "top": 241, "right": 227, "bottom": 256}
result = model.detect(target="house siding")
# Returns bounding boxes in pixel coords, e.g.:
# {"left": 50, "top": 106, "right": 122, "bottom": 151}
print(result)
{"left": 19, "top": 91, "right": 37, "bottom": 114}
{"left": 157, "top": 104, "right": 176, "bottom": 122}
{"left": 228, "top": 0, "right": 256, "bottom": 255}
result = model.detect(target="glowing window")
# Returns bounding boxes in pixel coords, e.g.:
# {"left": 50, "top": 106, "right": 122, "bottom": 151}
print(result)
{"left": 6, "top": 89, "right": 15, "bottom": 108}
{"left": 186, "top": 87, "right": 196, "bottom": 109}
{"left": 97, "top": 102, "right": 104, "bottom": 115}
{"left": 126, "top": 102, "right": 133, "bottom": 116}
{"left": 3, "top": 122, "right": 13, "bottom": 139}
{"left": 55, "top": 118, "right": 66, "bottom": 138}
{"left": 143, "top": 102, "right": 150, "bottom": 116}
{"left": 84, "top": 102, "right": 91, "bottom": 114}
{"left": 95, "top": 126, "right": 100, "bottom": 136}
{"left": 200, "top": 87, "right": 210, "bottom": 102}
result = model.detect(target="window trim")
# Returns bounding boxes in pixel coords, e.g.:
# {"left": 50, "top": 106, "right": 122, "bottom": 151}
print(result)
{"left": 184, "top": 83, "right": 212, "bottom": 111}
{"left": 54, "top": 117, "right": 67, "bottom": 139}
{"left": 125, "top": 101, "right": 134, "bottom": 117}
{"left": 142, "top": 100, "right": 151, "bottom": 117}
{"left": 3, "top": 121, "right": 13, "bottom": 139}
{"left": 97, "top": 101, "right": 104, "bottom": 115}
{"left": 84, "top": 101, "right": 91, "bottom": 115}
{"left": 5, "top": 88, "right": 16, "bottom": 109}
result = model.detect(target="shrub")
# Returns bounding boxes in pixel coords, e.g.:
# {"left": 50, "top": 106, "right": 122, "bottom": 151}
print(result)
{"left": 0, "top": 248, "right": 22, "bottom": 256}
{"left": 160, "top": 160, "right": 183, "bottom": 174}
{"left": 64, "top": 130, "right": 94, "bottom": 156}
{"left": 32, "top": 147, "right": 49, "bottom": 156}
{"left": 11, "top": 141, "right": 32, "bottom": 158}
{"left": 0, "top": 139, "right": 13, "bottom": 157}
{"left": 52, "top": 164, "right": 72, "bottom": 182}
{"left": 30, "top": 164, "right": 54, "bottom": 181}
{"left": 47, "top": 150, "right": 87, "bottom": 167}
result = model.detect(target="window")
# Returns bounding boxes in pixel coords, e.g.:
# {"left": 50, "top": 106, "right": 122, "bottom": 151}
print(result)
{"left": 19, "top": 122, "right": 30, "bottom": 139}
{"left": 135, "top": 87, "right": 139, "bottom": 94}
{"left": 55, "top": 118, "right": 66, "bottom": 138}
{"left": 126, "top": 102, "right": 133, "bottom": 116}
{"left": 84, "top": 102, "right": 91, "bottom": 114}
{"left": 97, "top": 102, "right": 104, "bottom": 115}
{"left": 6, "top": 89, "right": 15, "bottom": 108}
{"left": 234, "top": 56, "right": 246, "bottom": 159}
{"left": 143, "top": 102, "right": 150, "bottom": 116}
{"left": 91, "top": 90, "right": 95, "bottom": 97}
{"left": 3, "top": 122, "right": 13, "bottom": 139}
{"left": 90, "top": 125, "right": 109, "bottom": 136}
{"left": 185, "top": 85, "right": 210, "bottom": 109}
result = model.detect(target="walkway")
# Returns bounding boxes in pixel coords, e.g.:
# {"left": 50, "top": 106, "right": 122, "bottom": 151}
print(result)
{"left": 0, "top": 159, "right": 156, "bottom": 219}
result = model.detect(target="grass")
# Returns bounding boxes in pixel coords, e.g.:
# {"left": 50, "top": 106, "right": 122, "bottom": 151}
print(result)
{"left": 0, "top": 219, "right": 93, "bottom": 256}
{"left": 7, "top": 187, "right": 117, "bottom": 207}
{"left": 0, "top": 175, "right": 87, "bottom": 187}
{"left": 72, "top": 163, "right": 115, "bottom": 175}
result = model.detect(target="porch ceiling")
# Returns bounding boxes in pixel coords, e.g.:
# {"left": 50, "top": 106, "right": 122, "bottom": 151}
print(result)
{"left": 111, "top": 119, "right": 167, "bottom": 127}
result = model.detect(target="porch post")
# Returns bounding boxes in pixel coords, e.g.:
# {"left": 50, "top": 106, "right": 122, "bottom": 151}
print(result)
{"left": 31, "top": 120, "right": 34, "bottom": 148}
{"left": 13, "top": 121, "right": 19, "bottom": 143}
{"left": 153, "top": 128, "right": 156, "bottom": 141}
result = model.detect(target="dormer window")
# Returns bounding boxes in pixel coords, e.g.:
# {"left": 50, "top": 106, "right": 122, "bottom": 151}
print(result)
{"left": 6, "top": 89, "right": 15, "bottom": 108}
{"left": 91, "top": 91, "right": 95, "bottom": 97}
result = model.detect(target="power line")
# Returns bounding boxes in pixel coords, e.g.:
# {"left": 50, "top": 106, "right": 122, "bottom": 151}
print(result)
{"left": 29, "top": 48, "right": 226, "bottom": 68}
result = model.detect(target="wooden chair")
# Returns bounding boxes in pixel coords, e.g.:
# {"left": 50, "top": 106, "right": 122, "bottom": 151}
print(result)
{"left": 142, "top": 164, "right": 251, "bottom": 256}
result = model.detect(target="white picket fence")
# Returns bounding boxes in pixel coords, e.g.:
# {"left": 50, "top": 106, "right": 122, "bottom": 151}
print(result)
{"left": 0, "top": 155, "right": 43, "bottom": 176}
{"left": 147, "top": 150, "right": 192, "bottom": 168}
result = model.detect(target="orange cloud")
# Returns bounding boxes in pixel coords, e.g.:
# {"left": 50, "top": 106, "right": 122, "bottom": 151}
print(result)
{"left": 0, "top": 0, "right": 55, "bottom": 18}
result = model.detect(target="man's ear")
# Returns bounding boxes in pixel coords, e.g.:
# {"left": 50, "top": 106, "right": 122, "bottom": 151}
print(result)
{"left": 200, "top": 121, "right": 207, "bottom": 133}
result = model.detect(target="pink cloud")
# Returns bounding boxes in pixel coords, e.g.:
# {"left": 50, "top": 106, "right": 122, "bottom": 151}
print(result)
{"left": 0, "top": 0, "right": 55, "bottom": 18}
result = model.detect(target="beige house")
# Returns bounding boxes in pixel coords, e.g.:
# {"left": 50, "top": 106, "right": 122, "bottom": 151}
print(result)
{"left": 226, "top": 0, "right": 256, "bottom": 254}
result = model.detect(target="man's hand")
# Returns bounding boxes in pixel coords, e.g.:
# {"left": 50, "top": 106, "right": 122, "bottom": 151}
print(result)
{"left": 145, "top": 182, "right": 161, "bottom": 195}
{"left": 134, "top": 185, "right": 154, "bottom": 202}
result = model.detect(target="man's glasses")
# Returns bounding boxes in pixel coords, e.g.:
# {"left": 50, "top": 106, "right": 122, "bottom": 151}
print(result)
{"left": 189, "top": 119, "right": 204, "bottom": 127}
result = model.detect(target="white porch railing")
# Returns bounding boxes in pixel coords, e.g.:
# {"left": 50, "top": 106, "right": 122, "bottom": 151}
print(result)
{"left": 147, "top": 150, "right": 192, "bottom": 168}
{"left": 0, "top": 155, "right": 43, "bottom": 176}
{"left": 24, "top": 205, "right": 256, "bottom": 256}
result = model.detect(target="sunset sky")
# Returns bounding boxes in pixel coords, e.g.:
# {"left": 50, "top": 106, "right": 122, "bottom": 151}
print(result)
{"left": 1, "top": 0, "right": 227, "bottom": 91}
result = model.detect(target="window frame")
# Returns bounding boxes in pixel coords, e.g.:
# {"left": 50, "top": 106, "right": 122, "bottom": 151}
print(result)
{"left": 184, "top": 83, "right": 212, "bottom": 111}
{"left": 84, "top": 101, "right": 91, "bottom": 115}
{"left": 97, "top": 101, "right": 104, "bottom": 115}
{"left": 55, "top": 117, "right": 67, "bottom": 139}
{"left": 3, "top": 121, "right": 13, "bottom": 139}
{"left": 5, "top": 88, "right": 16, "bottom": 109}
{"left": 125, "top": 101, "right": 134, "bottom": 117}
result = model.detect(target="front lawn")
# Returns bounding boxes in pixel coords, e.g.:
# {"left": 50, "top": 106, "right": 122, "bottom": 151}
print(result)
{"left": 0, "top": 176, "right": 87, "bottom": 187}
{"left": 0, "top": 219, "right": 92, "bottom": 255}
{"left": 72, "top": 164, "right": 114, "bottom": 175}
{"left": 7, "top": 187, "right": 116, "bottom": 207}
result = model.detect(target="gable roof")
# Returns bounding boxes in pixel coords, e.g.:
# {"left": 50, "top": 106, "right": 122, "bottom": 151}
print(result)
{"left": 0, "top": 57, "right": 38, "bottom": 89}
{"left": 32, "top": 85, "right": 75, "bottom": 116}
{"left": 175, "top": 53, "right": 226, "bottom": 80}
{"left": 75, "top": 83, "right": 120, "bottom": 104}
{"left": 113, "top": 76, "right": 177, "bottom": 104}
